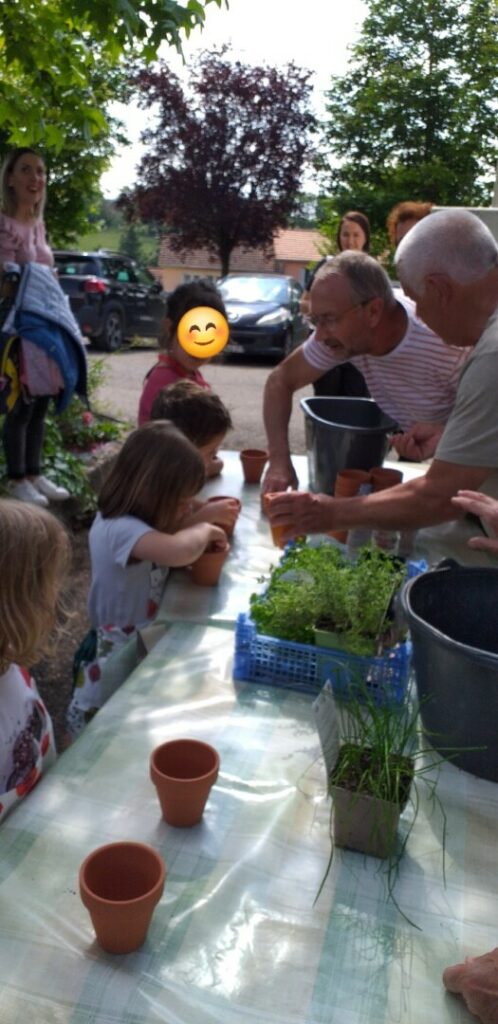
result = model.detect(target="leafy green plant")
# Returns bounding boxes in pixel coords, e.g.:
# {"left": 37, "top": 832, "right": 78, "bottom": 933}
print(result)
{"left": 250, "top": 540, "right": 407, "bottom": 654}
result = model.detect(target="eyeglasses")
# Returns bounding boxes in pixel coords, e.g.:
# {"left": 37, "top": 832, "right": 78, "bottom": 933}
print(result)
{"left": 307, "top": 300, "right": 368, "bottom": 330}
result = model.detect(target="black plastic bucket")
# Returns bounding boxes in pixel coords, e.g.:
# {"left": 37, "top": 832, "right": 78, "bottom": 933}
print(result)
{"left": 401, "top": 564, "right": 498, "bottom": 781}
{"left": 300, "top": 397, "right": 398, "bottom": 494}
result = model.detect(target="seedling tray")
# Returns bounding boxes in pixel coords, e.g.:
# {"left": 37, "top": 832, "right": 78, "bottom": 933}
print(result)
{"left": 233, "top": 613, "right": 411, "bottom": 706}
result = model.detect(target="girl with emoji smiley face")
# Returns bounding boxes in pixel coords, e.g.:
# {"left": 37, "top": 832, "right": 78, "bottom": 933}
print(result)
{"left": 138, "top": 280, "right": 228, "bottom": 429}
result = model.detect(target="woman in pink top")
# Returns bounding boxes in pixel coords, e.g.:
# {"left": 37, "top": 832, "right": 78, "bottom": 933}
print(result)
{"left": 138, "top": 279, "right": 226, "bottom": 425}
{"left": 0, "top": 148, "right": 69, "bottom": 507}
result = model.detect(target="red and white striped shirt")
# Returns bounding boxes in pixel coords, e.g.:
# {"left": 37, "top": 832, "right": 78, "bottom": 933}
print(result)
{"left": 302, "top": 292, "right": 471, "bottom": 431}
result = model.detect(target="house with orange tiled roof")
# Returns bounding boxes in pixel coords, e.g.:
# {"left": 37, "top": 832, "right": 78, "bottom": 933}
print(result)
{"left": 151, "top": 229, "right": 329, "bottom": 291}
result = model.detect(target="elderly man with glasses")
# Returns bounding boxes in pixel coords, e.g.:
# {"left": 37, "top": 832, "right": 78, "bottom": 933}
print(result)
{"left": 262, "top": 249, "right": 469, "bottom": 494}
{"left": 266, "top": 210, "right": 498, "bottom": 550}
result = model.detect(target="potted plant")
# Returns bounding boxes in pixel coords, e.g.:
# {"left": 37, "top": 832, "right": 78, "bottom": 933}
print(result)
{"left": 312, "top": 545, "right": 408, "bottom": 656}
{"left": 249, "top": 540, "right": 407, "bottom": 656}
{"left": 315, "top": 679, "right": 448, "bottom": 926}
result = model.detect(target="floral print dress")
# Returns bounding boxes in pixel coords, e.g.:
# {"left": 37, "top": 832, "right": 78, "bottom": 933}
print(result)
{"left": 0, "top": 663, "right": 56, "bottom": 823}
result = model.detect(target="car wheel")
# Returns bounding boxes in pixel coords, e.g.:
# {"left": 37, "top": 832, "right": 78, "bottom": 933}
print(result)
{"left": 96, "top": 309, "right": 124, "bottom": 352}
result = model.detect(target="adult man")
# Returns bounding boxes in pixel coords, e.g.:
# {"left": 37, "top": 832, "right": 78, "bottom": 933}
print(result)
{"left": 262, "top": 250, "right": 469, "bottom": 494}
{"left": 266, "top": 210, "right": 498, "bottom": 540}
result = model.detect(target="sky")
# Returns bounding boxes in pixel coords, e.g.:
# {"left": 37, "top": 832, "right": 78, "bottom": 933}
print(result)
{"left": 100, "top": 0, "right": 367, "bottom": 198}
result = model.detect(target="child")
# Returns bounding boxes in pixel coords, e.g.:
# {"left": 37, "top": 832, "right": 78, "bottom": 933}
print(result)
{"left": 151, "top": 379, "right": 232, "bottom": 478}
{"left": 138, "top": 280, "right": 227, "bottom": 427}
{"left": 0, "top": 499, "right": 70, "bottom": 822}
{"left": 66, "top": 420, "right": 227, "bottom": 739}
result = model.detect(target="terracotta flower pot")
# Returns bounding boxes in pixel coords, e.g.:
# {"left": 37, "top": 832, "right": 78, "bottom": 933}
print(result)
{"left": 190, "top": 543, "right": 229, "bottom": 585}
{"left": 206, "top": 496, "right": 241, "bottom": 537}
{"left": 370, "top": 466, "right": 404, "bottom": 492}
{"left": 330, "top": 468, "right": 372, "bottom": 543}
{"left": 79, "top": 841, "right": 166, "bottom": 954}
{"left": 240, "top": 448, "right": 268, "bottom": 484}
{"left": 262, "top": 492, "right": 287, "bottom": 548}
{"left": 150, "top": 738, "right": 220, "bottom": 827}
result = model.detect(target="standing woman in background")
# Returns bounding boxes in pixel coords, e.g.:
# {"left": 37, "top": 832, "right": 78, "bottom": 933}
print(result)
{"left": 310, "top": 210, "right": 371, "bottom": 398}
{"left": 0, "top": 147, "right": 69, "bottom": 506}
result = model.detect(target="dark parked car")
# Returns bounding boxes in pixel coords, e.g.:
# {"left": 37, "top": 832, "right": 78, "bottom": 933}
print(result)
{"left": 53, "top": 250, "right": 167, "bottom": 351}
{"left": 218, "top": 273, "right": 309, "bottom": 358}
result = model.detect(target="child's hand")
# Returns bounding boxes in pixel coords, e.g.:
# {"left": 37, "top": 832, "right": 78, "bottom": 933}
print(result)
{"left": 202, "top": 497, "right": 240, "bottom": 532}
{"left": 206, "top": 525, "right": 230, "bottom": 552}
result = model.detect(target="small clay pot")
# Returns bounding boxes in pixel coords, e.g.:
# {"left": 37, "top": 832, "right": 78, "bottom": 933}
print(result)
{"left": 206, "top": 496, "right": 241, "bottom": 537}
{"left": 190, "top": 543, "right": 229, "bottom": 585}
{"left": 79, "top": 841, "right": 166, "bottom": 954}
{"left": 370, "top": 467, "right": 404, "bottom": 492}
{"left": 150, "top": 738, "right": 220, "bottom": 827}
{"left": 240, "top": 448, "right": 268, "bottom": 484}
{"left": 330, "top": 469, "right": 372, "bottom": 543}
{"left": 262, "top": 492, "right": 287, "bottom": 548}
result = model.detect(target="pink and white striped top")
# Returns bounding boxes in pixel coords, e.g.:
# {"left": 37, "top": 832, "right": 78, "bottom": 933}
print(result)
{"left": 302, "top": 292, "right": 471, "bottom": 431}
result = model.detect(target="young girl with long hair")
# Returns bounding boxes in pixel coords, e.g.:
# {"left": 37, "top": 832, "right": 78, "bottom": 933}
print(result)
{"left": 0, "top": 499, "right": 70, "bottom": 822}
{"left": 66, "top": 420, "right": 228, "bottom": 738}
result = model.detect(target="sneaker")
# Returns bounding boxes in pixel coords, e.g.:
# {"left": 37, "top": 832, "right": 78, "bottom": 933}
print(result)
{"left": 32, "top": 475, "right": 70, "bottom": 502}
{"left": 7, "top": 479, "right": 49, "bottom": 507}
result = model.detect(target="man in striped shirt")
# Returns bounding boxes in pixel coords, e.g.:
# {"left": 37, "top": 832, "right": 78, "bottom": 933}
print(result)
{"left": 265, "top": 211, "right": 498, "bottom": 543}
{"left": 263, "top": 250, "right": 469, "bottom": 494}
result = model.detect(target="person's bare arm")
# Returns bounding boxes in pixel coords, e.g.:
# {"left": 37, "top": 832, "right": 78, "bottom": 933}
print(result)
{"left": 185, "top": 498, "right": 239, "bottom": 531}
{"left": 266, "top": 459, "right": 493, "bottom": 539}
{"left": 443, "top": 948, "right": 498, "bottom": 1024}
{"left": 131, "top": 523, "right": 228, "bottom": 567}
{"left": 262, "top": 347, "right": 325, "bottom": 494}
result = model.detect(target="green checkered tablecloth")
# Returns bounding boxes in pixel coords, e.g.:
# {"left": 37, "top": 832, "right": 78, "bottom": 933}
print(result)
{"left": 0, "top": 622, "right": 495, "bottom": 1023}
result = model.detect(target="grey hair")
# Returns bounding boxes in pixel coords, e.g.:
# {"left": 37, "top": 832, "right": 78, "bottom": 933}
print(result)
{"left": 395, "top": 209, "right": 498, "bottom": 294}
{"left": 312, "top": 250, "right": 396, "bottom": 309}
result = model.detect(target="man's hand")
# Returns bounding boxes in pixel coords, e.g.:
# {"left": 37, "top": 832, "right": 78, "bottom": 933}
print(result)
{"left": 266, "top": 489, "right": 334, "bottom": 540}
{"left": 443, "top": 948, "right": 498, "bottom": 1023}
{"left": 262, "top": 458, "right": 299, "bottom": 496}
{"left": 452, "top": 489, "right": 498, "bottom": 554}
{"left": 390, "top": 422, "right": 444, "bottom": 462}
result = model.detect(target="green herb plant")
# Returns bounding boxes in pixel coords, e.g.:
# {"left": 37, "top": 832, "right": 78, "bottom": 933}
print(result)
{"left": 316, "top": 677, "right": 454, "bottom": 928}
{"left": 250, "top": 540, "right": 407, "bottom": 654}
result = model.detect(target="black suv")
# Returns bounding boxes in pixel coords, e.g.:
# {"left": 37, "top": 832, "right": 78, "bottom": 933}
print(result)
{"left": 53, "top": 250, "right": 167, "bottom": 351}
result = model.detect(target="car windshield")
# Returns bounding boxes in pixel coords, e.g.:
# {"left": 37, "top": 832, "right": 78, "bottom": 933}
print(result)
{"left": 220, "top": 276, "right": 288, "bottom": 304}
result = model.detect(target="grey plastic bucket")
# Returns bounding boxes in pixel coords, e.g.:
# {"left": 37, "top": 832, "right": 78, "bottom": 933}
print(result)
{"left": 300, "top": 397, "right": 398, "bottom": 494}
{"left": 401, "top": 563, "right": 498, "bottom": 781}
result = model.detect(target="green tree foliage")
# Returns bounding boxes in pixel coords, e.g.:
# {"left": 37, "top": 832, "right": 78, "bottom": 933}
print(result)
{"left": 0, "top": 0, "right": 224, "bottom": 242}
{"left": 320, "top": 0, "right": 498, "bottom": 230}
{"left": 119, "top": 50, "right": 316, "bottom": 276}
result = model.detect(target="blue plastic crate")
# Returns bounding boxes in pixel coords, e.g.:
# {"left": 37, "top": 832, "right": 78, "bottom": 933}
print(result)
{"left": 233, "top": 613, "right": 411, "bottom": 706}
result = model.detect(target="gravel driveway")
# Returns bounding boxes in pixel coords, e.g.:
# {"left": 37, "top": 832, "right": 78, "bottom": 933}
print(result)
{"left": 89, "top": 347, "right": 312, "bottom": 454}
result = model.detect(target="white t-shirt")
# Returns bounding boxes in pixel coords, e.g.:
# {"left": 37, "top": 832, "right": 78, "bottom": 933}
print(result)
{"left": 302, "top": 293, "right": 470, "bottom": 431}
{"left": 88, "top": 513, "right": 168, "bottom": 629}
{"left": 0, "top": 663, "right": 56, "bottom": 823}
